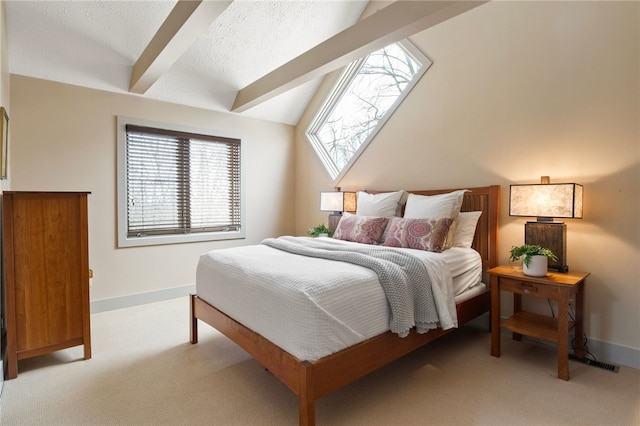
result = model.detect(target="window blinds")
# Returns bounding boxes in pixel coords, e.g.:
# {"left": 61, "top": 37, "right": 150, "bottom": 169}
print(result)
{"left": 125, "top": 124, "right": 241, "bottom": 237}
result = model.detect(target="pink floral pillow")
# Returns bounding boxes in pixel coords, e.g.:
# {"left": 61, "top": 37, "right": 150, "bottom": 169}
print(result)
{"left": 382, "top": 217, "right": 453, "bottom": 252}
{"left": 333, "top": 213, "right": 389, "bottom": 245}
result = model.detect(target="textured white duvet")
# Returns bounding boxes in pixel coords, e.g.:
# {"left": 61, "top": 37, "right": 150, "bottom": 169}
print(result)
{"left": 196, "top": 237, "right": 484, "bottom": 361}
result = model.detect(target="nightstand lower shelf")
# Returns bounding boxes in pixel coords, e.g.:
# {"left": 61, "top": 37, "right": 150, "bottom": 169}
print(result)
{"left": 501, "top": 311, "right": 575, "bottom": 342}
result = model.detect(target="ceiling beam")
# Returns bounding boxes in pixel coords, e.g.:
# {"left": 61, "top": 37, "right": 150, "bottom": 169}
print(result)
{"left": 129, "top": 0, "right": 232, "bottom": 94}
{"left": 232, "top": 0, "right": 489, "bottom": 113}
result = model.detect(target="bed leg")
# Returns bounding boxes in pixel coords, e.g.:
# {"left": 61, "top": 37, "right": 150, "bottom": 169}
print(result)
{"left": 298, "top": 396, "right": 316, "bottom": 426}
{"left": 298, "top": 394, "right": 315, "bottom": 426}
{"left": 298, "top": 362, "right": 315, "bottom": 426}
{"left": 190, "top": 294, "right": 198, "bottom": 344}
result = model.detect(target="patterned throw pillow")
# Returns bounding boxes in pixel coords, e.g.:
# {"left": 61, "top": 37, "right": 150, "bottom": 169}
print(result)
{"left": 333, "top": 213, "right": 389, "bottom": 245}
{"left": 382, "top": 217, "right": 453, "bottom": 252}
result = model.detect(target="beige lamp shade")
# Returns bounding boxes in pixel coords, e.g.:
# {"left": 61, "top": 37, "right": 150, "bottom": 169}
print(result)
{"left": 320, "top": 191, "right": 357, "bottom": 213}
{"left": 510, "top": 183, "right": 583, "bottom": 220}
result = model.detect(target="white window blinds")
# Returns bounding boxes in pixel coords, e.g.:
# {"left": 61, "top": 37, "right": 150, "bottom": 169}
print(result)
{"left": 125, "top": 124, "right": 241, "bottom": 238}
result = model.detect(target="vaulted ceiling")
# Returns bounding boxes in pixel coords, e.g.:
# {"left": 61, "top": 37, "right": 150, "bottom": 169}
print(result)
{"left": 5, "top": 1, "right": 486, "bottom": 125}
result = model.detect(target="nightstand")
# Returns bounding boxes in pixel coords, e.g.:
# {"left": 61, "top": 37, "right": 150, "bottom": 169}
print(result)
{"left": 489, "top": 265, "right": 590, "bottom": 380}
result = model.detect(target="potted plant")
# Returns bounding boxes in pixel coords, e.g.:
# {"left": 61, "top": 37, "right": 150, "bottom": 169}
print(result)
{"left": 308, "top": 223, "right": 333, "bottom": 238}
{"left": 509, "top": 244, "right": 558, "bottom": 277}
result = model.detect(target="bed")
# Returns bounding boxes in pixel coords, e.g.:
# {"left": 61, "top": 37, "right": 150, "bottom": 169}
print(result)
{"left": 190, "top": 185, "right": 499, "bottom": 425}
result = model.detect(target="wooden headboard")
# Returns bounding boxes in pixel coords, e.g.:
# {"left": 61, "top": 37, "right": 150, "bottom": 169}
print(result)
{"left": 368, "top": 185, "right": 500, "bottom": 270}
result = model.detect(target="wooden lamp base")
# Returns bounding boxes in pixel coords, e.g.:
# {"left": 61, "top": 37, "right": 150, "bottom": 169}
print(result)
{"left": 328, "top": 213, "right": 342, "bottom": 232}
{"left": 525, "top": 221, "right": 568, "bottom": 272}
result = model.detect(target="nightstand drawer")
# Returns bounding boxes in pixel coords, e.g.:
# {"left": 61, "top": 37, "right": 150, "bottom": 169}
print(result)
{"left": 499, "top": 278, "right": 557, "bottom": 298}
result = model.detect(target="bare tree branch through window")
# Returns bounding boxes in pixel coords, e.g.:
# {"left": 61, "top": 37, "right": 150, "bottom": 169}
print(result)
{"left": 306, "top": 42, "right": 431, "bottom": 181}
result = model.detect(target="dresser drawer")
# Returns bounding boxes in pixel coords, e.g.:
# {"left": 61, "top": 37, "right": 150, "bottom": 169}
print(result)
{"left": 499, "top": 278, "right": 557, "bottom": 298}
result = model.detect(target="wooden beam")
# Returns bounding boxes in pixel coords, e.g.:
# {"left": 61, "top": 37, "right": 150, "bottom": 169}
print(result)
{"left": 232, "top": 1, "right": 489, "bottom": 113}
{"left": 129, "top": 0, "right": 232, "bottom": 94}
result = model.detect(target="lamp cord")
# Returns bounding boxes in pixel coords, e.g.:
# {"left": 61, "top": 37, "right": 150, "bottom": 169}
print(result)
{"left": 547, "top": 298, "right": 598, "bottom": 362}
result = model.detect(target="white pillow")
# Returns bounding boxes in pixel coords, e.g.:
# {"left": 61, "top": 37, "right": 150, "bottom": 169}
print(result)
{"left": 452, "top": 211, "right": 483, "bottom": 248}
{"left": 403, "top": 190, "right": 468, "bottom": 220}
{"left": 356, "top": 190, "right": 405, "bottom": 217}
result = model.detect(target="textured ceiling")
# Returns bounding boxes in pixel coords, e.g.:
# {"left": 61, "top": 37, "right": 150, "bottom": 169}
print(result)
{"left": 6, "top": 0, "right": 369, "bottom": 125}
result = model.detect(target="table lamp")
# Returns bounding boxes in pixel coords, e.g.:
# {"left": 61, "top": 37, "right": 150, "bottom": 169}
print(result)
{"left": 509, "top": 176, "right": 583, "bottom": 272}
{"left": 320, "top": 189, "right": 357, "bottom": 231}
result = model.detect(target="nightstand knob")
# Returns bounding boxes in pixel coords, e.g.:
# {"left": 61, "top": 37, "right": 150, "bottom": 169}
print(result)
{"left": 520, "top": 282, "right": 538, "bottom": 293}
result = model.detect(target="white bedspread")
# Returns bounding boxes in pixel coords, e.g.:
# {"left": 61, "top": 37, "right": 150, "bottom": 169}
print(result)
{"left": 196, "top": 237, "right": 481, "bottom": 361}
{"left": 262, "top": 236, "right": 444, "bottom": 337}
{"left": 446, "top": 247, "right": 483, "bottom": 296}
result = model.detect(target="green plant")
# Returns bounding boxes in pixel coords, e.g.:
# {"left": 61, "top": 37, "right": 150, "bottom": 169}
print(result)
{"left": 308, "top": 223, "right": 333, "bottom": 237}
{"left": 509, "top": 244, "right": 558, "bottom": 267}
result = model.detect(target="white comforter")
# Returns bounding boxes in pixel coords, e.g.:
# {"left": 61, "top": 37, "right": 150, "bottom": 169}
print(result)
{"left": 196, "top": 237, "right": 468, "bottom": 361}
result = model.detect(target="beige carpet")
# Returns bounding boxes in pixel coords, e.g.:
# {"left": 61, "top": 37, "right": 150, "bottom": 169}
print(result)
{"left": 1, "top": 297, "right": 638, "bottom": 425}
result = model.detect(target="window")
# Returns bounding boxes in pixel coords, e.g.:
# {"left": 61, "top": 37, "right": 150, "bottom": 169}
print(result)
{"left": 306, "top": 41, "right": 431, "bottom": 181}
{"left": 117, "top": 117, "right": 244, "bottom": 247}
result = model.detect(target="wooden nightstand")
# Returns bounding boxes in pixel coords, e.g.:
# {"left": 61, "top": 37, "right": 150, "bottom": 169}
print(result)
{"left": 489, "top": 265, "right": 589, "bottom": 380}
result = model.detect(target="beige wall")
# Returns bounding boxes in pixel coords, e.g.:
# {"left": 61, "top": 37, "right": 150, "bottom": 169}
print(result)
{"left": 9, "top": 76, "right": 296, "bottom": 302}
{"left": 296, "top": 1, "right": 639, "bottom": 361}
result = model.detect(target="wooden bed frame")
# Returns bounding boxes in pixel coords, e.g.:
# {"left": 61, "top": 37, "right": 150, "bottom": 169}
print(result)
{"left": 190, "top": 185, "right": 500, "bottom": 425}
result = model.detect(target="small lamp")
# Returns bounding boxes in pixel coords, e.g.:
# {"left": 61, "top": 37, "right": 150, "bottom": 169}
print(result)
{"left": 509, "top": 176, "right": 583, "bottom": 272}
{"left": 320, "top": 188, "right": 357, "bottom": 231}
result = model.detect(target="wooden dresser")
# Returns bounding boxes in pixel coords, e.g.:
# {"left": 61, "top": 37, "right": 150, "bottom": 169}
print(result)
{"left": 3, "top": 191, "right": 91, "bottom": 379}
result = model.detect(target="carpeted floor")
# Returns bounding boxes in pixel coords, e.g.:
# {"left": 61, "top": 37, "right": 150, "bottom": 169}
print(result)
{"left": 1, "top": 297, "right": 638, "bottom": 425}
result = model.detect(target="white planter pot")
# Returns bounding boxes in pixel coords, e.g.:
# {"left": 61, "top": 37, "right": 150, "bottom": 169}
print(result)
{"left": 523, "top": 255, "right": 548, "bottom": 277}
{"left": 317, "top": 233, "right": 329, "bottom": 238}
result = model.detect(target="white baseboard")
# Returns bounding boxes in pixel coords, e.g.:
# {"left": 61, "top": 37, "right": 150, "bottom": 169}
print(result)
{"left": 90, "top": 284, "right": 196, "bottom": 314}
{"left": 513, "top": 331, "right": 639, "bottom": 371}
{"left": 582, "top": 337, "right": 639, "bottom": 371}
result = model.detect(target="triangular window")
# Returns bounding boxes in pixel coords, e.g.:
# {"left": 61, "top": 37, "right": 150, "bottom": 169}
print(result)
{"left": 306, "top": 41, "right": 431, "bottom": 181}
